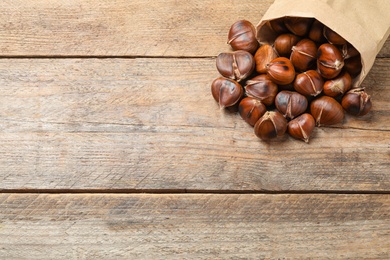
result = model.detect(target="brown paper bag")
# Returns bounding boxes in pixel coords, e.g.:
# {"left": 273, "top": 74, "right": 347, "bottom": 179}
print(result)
{"left": 256, "top": 0, "right": 390, "bottom": 87}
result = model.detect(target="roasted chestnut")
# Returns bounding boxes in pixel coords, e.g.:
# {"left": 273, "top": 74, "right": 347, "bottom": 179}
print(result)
{"left": 344, "top": 55, "right": 363, "bottom": 79}
{"left": 265, "top": 18, "right": 289, "bottom": 34}
{"left": 274, "top": 34, "right": 300, "bottom": 57}
{"left": 228, "top": 20, "right": 259, "bottom": 54}
{"left": 310, "top": 96, "right": 344, "bottom": 126}
{"left": 317, "top": 43, "right": 344, "bottom": 79}
{"left": 323, "top": 26, "right": 347, "bottom": 45}
{"left": 211, "top": 77, "right": 244, "bottom": 109}
{"left": 287, "top": 113, "right": 315, "bottom": 143}
{"left": 308, "top": 20, "right": 326, "bottom": 43}
{"left": 275, "top": 91, "right": 308, "bottom": 120}
{"left": 323, "top": 71, "right": 352, "bottom": 97}
{"left": 294, "top": 70, "right": 324, "bottom": 97}
{"left": 216, "top": 50, "right": 255, "bottom": 82}
{"left": 340, "top": 43, "right": 360, "bottom": 59}
{"left": 245, "top": 74, "right": 278, "bottom": 106}
{"left": 284, "top": 17, "right": 314, "bottom": 36}
{"left": 254, "top": 44, "right": 278, "bottom": 74}
{"left": 266, "top": 57, "right": 296, "bottom": 85}
{"left": 238, "top": 97, "right": 267, "bottom": 126}
{"left": 341, "top": 88, "right": 372, "bottom": 116}
{"left": 290, "top": 38, "right": 317, "bottom": 71}
{"left": 254, "top": 111, "right": 287, "bottom": 140}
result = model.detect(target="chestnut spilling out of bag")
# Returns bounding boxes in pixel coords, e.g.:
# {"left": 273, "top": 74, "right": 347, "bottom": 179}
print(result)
{"left": 211, "top": 0, "right": 390, "bottom": 143}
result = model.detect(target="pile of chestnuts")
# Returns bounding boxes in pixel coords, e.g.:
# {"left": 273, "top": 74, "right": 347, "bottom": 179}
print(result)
{"left": 211, "top": 17, "right": 372, "bottom": 143}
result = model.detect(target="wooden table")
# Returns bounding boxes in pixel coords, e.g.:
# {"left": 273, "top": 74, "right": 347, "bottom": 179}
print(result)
{"left": 0, "top": 0, "right": 389, "bottom": 258}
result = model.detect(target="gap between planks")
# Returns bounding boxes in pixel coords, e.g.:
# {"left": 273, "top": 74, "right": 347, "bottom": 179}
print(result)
{"left": 1, "top": 189, "right": 389, "bottom": 195}
{"left": 0, "top": 55, "right": 216, "bottom": 59}
{"left": 0, "top": 55, "right": 387, "bottom": 60}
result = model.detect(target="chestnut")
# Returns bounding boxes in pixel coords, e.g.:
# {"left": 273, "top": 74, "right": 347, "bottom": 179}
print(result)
{"left": 323, "top": 26, "right": 347, "bottom": 45}
{"left": 254, "top": 44, "right": 278, "bottom": 74}
{"left": 287, "top": 113, "right": 315, "bottom": 143}
{"left": 290, "top": 39, "right": 317, "bottom": 72}
{"left": 340, "top": 43, "right": 360, "bottom": 59}
{"left": 238, "top": 97, "right": 267, "bottom": 126}
{"left": 228, "top": 20, "right": 259, "bottom": 54}
{"left": 275, "top": 91, "right": 308, "bottom": 120}
{"left": 216, "top": 50, "right": 255, "bottom": 82}
{"left": 317, "top": 43, "right": 344, "bottom": 79}
{"left": 323, "top": 71, "right": 352, "bottom": 97}
{"left": 211, "top": 77, "right": 243, "bottom": 109}
{"left": 284, "top": 17, "right": 314, "bottom": 36}
{"left": 265, "top": 18, "right": 289, "bottom": 34}
{"left": 266, "top": 57, "right": 296, "bottom": 85}
{"left": 294, "top": 70, "right": 324, "bottom": 97}
{"left": 308, "top": 20, "right": 326, "bottom": 43}
{"left": 341, "top": 88, "right": 372, "bottom": 116}
{"left": 344, "top": 55, "right": 362, "bottom": 79}
{"left": 254, "top": 111, "right": 287, "bottom": 141}
{"left": 310, "top": 96, "right": 344, "bottom": 126}
{"left": 274, "top": 34, "right": 300, "bottom": 57}
{"left": 245, "top": 74, "right": 278, "bottom": 106}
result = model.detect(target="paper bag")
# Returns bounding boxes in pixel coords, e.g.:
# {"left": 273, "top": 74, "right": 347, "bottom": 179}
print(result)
{"left": 256, "top": 0, "right": 390, "bottom": 87}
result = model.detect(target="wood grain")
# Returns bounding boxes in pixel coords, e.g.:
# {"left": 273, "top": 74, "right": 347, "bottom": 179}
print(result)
{"left": 0, "top": 58, "right": 388, "bottom": 132}
{"left": 0, "top": 0, "right": 388, "bottom": 57}
{"left": 0, "top": 194, "right": 389, "bottom": 259}
{"left": 0, "top": 58, "right": 389, "bottom": 191}
{"left": 0, "top": 0, "right": 271, "bottom": 57}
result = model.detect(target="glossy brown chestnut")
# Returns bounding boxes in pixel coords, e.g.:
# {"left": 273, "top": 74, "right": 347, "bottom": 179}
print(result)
{"left": 294, "top": 70, "right": 324, "bottom": 97}
{"left": 290, "top": 39, "right": 317, "bottom": 71}
{"left": 323, "top": 71, "right": 352, "bottom": 97}
{"left": 308, "top": 20, "right": 326, "bottom": 43}
{"left": 344, "top": 55, "right": 362, "bottom": 78}
{"left": 275, "top": 91, "right": 308, "bottom": 120}
{"left": 238, "top": 97, "right": 267, "bottom": 126}
{"left": 228, "top": 20, "right": 259, "bottom": 54}
{"left": 216, "top": 50, "right": 255, "bottom": 82}
{"left": 245, "top": 74, "right": 278, "bottom": 106}
{"left": 287, "top": 113, "right": 315, "bottom": 143}
{"left": 266, "top": 57, "right": 296, "bottom": 85}
{"left": 254, "top": 111, "right": 287, "bottom": 141}
{"left": 340, "top": 44, "right": 360, "bottom": 59}
{"left": 265, "top": 18, "right": 289, "bottom": 34}
{"left": 341, "top": 88, "right": 372, "bottom": 116}
{"left": 317, "top": 43, "right": 344, "bottom": 79}
{"left": 284, "top": 17, "right": 314, "bottom": 36}
{"left": 211, "top": 77, "right": 243, "bottom": 109}
{"left": 254, "top": 44, "right": 278, "bottom": 74}
{"left": 323, "top": 26, "right": 347, "bottom": 45}
{"left": 310, "top": 96, "right": 344, "bottom": 126}
{"left": 274, "top": 34, "right": 300, "bottom": 57}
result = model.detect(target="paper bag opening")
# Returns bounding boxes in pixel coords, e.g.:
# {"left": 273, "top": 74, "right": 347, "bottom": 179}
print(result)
{"left": 256, "top": 0, "right": 390, "bottom": 87}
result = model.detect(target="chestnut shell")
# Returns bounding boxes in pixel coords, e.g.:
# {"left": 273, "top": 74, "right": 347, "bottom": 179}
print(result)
{"left": 211, "top": 77, "right": 244, "bottom": 109}
{"left": 266, "top": 57, "right": 296, "bottom": 85}
{"left": 228, "top": 20, "right": 259, "bottom": 54}
{"left": 287, "top": 113, "right": 315, "bottom": 143}
{"left": 310, "top": 96, "right": 344, "bottom": 126}
{"left": 254, "top": 111, "right": 287, "bottom": 140}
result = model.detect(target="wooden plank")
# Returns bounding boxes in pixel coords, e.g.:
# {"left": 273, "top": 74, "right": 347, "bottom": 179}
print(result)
{"left": 0, "top": 0, "right": 271, "bottom": 57}
{"left": 0, "top": 128, "right": 389, "bottom": 191}
{"left": 0, "top": 194, "right": 389, "bottom": 259}
{"left": 0, "top": 58, "right": 389, "bottom": 191}
{"left": 0, "top": 58, "right": 388, "bottom": 132}
{"left": 0, "top": 0, "right": 388, "bottom": 57}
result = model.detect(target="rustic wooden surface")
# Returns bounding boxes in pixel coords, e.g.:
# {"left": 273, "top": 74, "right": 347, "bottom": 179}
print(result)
{"left": 0, "top": 0, "right": 389, "bottom": 258}
{"left": 1, "top": 194, "right": 389, "bottom": 259}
